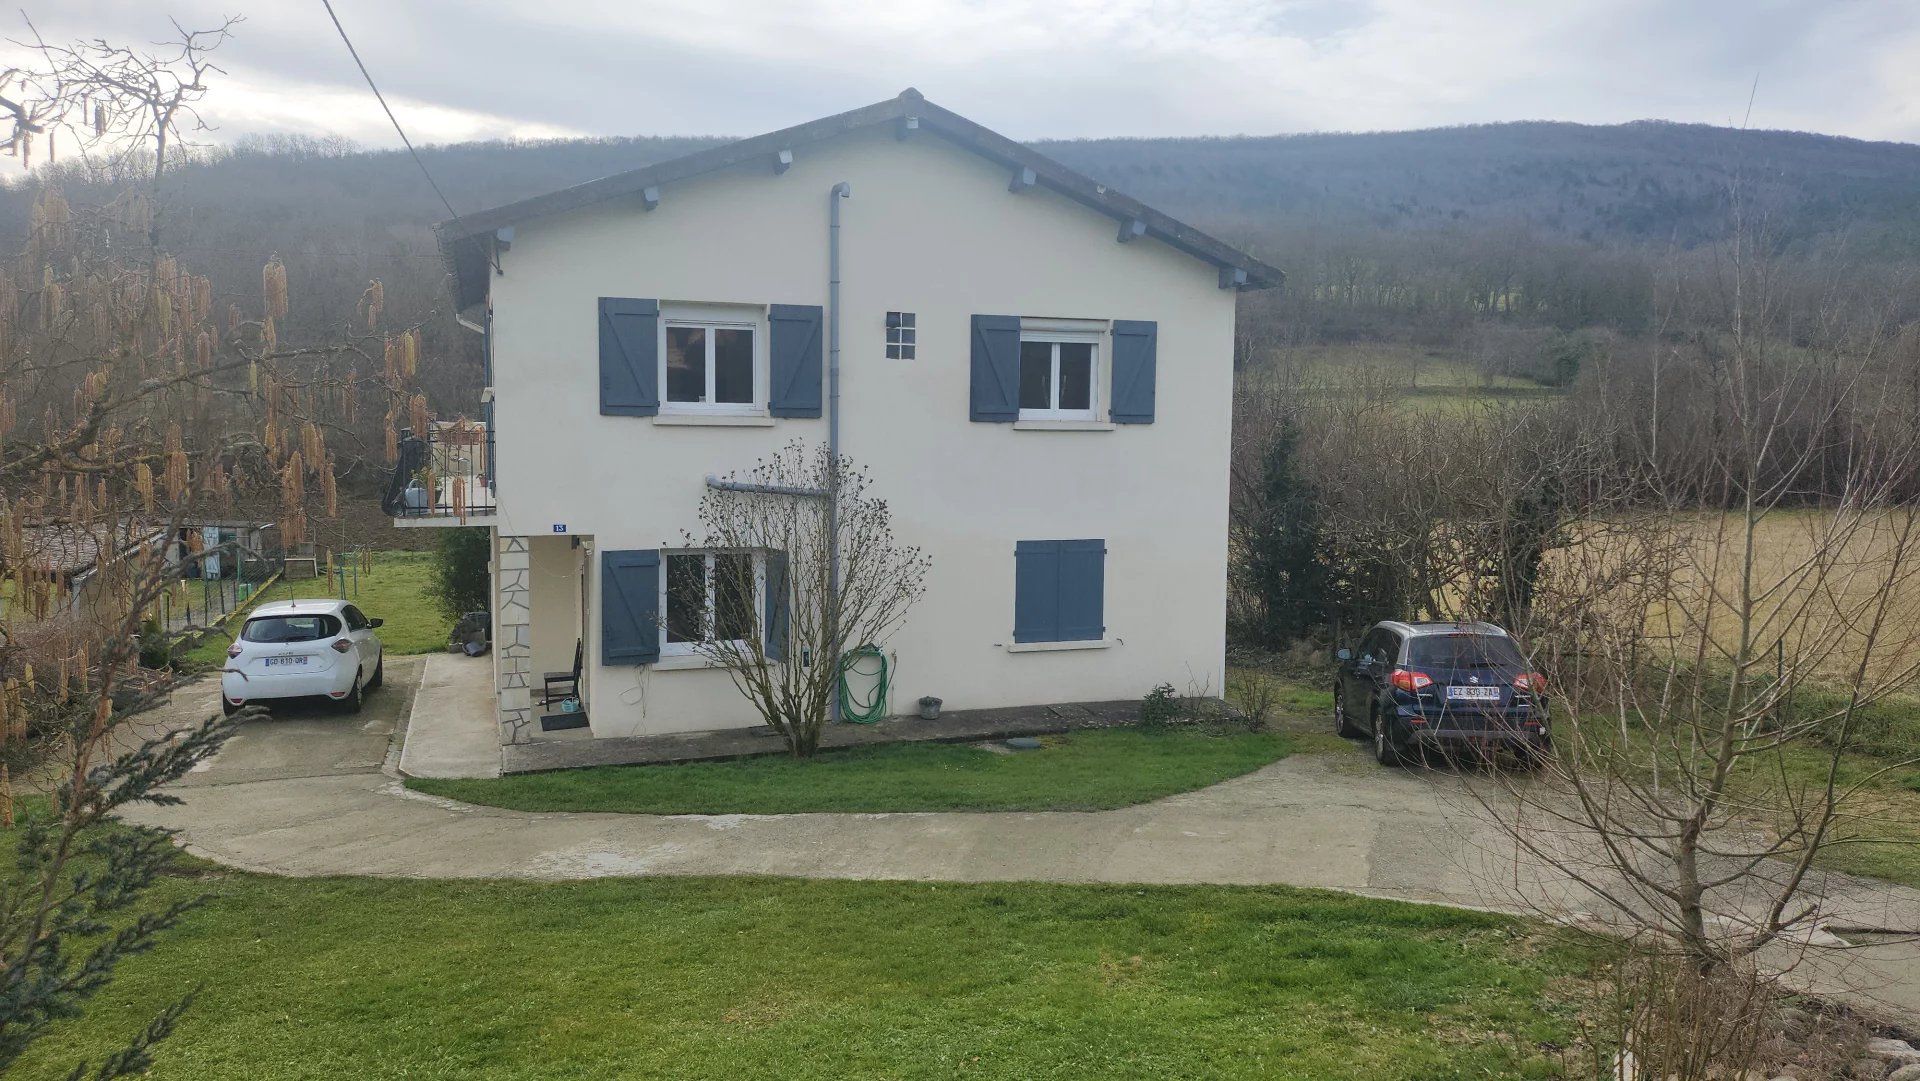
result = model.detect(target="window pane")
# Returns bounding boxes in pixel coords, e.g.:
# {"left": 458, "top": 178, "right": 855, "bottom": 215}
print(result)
{"left": 713, "top": 328, "right": 753, "bottom": 404}
{"left": 665, "top": 554, "right": 706, "bottom": 644}
{"left": 711, "top": 553, "right": 756, "bottom": 642}
{"left": 1019, "top": 340, "right": 1053, "bottom": 410}
{"left": 1407, "top": 634, "right": 1525, "bottom": 668}
{"left": 900, "top": 312, "right": 914, "bottom": 328}
{"left": 666, "top": 326, "right": 706, "bottom": 403}
{"left": 885, "top": 311, "right": 903, "bottom": 330}
{"left": 1058, "top": 342, "right": 1093, "bottom": 411}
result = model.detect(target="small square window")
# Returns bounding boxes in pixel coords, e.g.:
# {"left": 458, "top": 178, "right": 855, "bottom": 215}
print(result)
{"left": 885, "top": 311, "right": 916, "bottom": 359}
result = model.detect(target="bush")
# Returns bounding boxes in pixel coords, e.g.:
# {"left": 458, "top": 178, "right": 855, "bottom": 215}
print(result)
{"left": 137, "top": 617, "right": 171, "bottom": 669}
{"left": 430, "top": 527, "right": 490, "bottom": 621}
{"left": 1140, "top": 683, "right": 1180, "bottom": 730}
{"left": 1226, "top": 673, "right": 1279, "bottom": 732}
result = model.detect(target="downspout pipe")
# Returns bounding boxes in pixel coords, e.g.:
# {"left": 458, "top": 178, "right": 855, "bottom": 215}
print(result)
{"left": 828, "top": 181, "right": 850, "bottom": 720}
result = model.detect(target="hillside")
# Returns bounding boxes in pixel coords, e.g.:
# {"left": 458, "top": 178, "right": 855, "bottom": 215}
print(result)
{"left": 1042, "top": 121, "right": 1920, "bottom": 256}
{"left": 6, "top": 117, "right": 1915, "bottom": 401}
{"left": 12, "top": 118, "right": 1920, "bottom": 263}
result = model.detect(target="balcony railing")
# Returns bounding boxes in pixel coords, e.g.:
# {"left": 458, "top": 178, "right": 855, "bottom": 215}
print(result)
{"left": 385, "top": 419, "right": 496, "bottom": 522}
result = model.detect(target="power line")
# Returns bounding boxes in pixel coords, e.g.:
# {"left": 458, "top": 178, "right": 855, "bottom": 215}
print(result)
{"left": 317, "top": 0, "right": 497, "bottom": 271}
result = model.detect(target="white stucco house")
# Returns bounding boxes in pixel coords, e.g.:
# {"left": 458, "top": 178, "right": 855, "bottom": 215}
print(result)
{"left": 413, "top": 89, "right": 1281, "bottom": 748}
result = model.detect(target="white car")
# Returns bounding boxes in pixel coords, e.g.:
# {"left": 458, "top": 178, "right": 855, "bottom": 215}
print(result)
{"left": 221, "top": 599, "right": 385, "bottom": 715}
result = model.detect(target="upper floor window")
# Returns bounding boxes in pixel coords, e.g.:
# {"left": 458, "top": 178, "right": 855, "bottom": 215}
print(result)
{"left": 1018, "top": 331, "right": 1098, "bottom": 421}
{"left": 661, "top": 307, "right": 761, "bottom": 414}
{"left": 885, "top": 311, "right": 916, "bottom": 359}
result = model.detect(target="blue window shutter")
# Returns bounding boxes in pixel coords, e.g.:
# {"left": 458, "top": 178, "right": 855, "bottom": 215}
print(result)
{"left": 1015, "top": 539, "right": 1106, "bottom": 643}
{"left": 1057, "top": 540, "right": 1107, "bottom": 641}
{"left": 769, "top": 304, "right": 824, "bottom": 418}
{"left": 764, "top": 550, "right": 789, "bottom": 662}
{"left": 599, "top": 298, "right": 659, "bottom": 416}
{"left": 1109, "top": 320, "right": 1157, "bottom": 424}
{"left": 970, "top": 315, "right": 1021, "bottom": 422}
{"left": 601, "top": 549, "right": 660, "bottom": 665}
{"left": 1013, "top": 540, "right": 1060, "bottom": 643}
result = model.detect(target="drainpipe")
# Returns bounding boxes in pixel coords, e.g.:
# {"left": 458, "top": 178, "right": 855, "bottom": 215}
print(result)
{"left": 828, "top": 181, "right": 850, "bottom": 720}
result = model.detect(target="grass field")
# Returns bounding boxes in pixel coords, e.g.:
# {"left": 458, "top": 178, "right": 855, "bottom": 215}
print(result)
{"left": 180, "top": 551, "right": 448, "bottom": 666}
{"left": 1250, "top": 343, "right": 1566, "bottom": 416}
{"left": 25, "top": 871, "right": 1598, "bottom": 1080}
{"left": 410, "top": 727, "right": 1293, "bottom": 814}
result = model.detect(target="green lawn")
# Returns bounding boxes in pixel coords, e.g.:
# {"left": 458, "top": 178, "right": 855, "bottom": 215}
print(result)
{"left": 181, "top": 551, "right": 448, "bottom": 665}
{"left": 409, "top": 727, "right": 1294, "bottom": 814}
{"left": 26, "top": 872, "right": 1598, "bottom": 1080}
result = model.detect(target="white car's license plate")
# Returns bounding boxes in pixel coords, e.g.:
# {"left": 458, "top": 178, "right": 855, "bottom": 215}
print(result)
{"left": 264, "top": 655, "right": 309, "bottom": 667}
{"left": 1446, "top": 685, "right": 1500, "bottom": 701}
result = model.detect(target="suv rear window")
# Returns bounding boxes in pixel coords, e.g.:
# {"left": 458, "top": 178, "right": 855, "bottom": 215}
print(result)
{"left": 242, "top": 614, "right": 341, "bottom": 644}
{"left": 1406, "top": 634, "right": 1524, "bottom": 669}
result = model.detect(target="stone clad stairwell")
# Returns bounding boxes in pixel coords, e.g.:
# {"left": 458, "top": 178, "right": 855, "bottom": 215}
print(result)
{"left": 495, "top": 533, "right": 533, "bottom": 745}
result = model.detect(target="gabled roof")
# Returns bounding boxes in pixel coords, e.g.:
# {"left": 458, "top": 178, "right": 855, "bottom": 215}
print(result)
{"left": 436, "top": 89, "right": 1283, "bottom": 311}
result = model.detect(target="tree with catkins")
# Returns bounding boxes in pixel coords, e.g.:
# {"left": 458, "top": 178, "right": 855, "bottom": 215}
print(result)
{"left": 0, "top": 18, "right": 424, "bottom": 1079}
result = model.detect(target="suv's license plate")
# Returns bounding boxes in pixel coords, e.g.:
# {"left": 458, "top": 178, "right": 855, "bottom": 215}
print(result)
{"left": 265, "top": 656, "right": 309, "bottom": 667}
{"left": 1447, "top": 685, "right": 1500, "bottom": 701}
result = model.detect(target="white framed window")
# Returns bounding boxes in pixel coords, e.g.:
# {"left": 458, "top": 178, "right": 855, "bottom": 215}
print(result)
{"left": 1018, "top": 330, "right": 1099, "bottom": 421}
{"left": 885, "top": 311, "right": 916, "bottom": 359}
{"left": 661, "top": 549, "right": 763, "bottom": 656}
{"left": 659, "top": 305, "right": 765, "bottom": 415}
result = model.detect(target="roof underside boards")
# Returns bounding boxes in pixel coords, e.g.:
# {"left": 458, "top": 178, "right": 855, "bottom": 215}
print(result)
{"left": 435, "top": 89, "right": 1283, "bottom": 312}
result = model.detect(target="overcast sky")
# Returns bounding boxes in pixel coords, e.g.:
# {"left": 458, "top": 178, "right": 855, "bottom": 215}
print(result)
{"left": 12, "top": 0, "right": 1920, "bottom": 153}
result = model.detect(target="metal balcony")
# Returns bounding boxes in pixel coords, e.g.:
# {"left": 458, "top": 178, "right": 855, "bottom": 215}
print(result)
{"left": 385, "top": 419, "right": 497, "bottom": 525}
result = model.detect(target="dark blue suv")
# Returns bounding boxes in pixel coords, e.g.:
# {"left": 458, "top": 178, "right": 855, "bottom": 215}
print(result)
{"left": 1334, "top": 621, "right": 1550, "bottom": 767}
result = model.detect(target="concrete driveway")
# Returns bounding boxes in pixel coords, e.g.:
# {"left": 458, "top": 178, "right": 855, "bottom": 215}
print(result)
{"left": 115, "top": 659, "right": 1920, "bottom": 1024}
{"left": 147, "top": 655, "right": 422, "bottom": 790}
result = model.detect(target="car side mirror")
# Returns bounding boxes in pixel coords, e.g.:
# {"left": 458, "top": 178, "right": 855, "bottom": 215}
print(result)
{"left": 1336, "top": 648, "right": 1352, "bottom": 662}
{"left": 368, "top": 618, "right": 384, "bottom": 628}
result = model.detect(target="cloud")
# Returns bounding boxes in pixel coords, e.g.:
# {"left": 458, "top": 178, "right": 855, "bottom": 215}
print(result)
{"left": 2, "top": 0, "right": 1915, "bottom": 166}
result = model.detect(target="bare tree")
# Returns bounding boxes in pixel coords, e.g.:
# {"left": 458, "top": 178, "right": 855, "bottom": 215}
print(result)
{"left": 685, "top": 442, "right": 929, "bottom": 758}
{"left": 8, "top": 15, "right": 238, "bottom": 191}
{"left": 1424, "top": 211, "right": 1920, "bottom": 1081}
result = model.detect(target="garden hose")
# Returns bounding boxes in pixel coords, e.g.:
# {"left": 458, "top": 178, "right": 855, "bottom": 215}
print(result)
{"left": 837, "top": 644, "right": 891, "bottom": 724}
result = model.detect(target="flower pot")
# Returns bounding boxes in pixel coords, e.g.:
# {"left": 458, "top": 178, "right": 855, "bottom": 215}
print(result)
{"left": 918, "top": 696, "right": 942, "bottom": 720}
{"left": 402, "top": 486, "right": 430, "bottom": 511}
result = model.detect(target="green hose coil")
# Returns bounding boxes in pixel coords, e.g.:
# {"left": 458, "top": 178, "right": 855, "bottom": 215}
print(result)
{"left": 837, "top": 644, "right": 891, "bottom": 724}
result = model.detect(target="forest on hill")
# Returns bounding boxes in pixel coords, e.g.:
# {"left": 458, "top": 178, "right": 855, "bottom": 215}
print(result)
{"left": 6, "top": 117, "right": 1918, "bottom": 410}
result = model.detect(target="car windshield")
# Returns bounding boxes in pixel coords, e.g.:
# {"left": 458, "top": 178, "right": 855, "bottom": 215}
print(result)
{"left": 1407, "top": 634, "right": 1525, "bottom": 669}
{"left": 242, "top": 614, "right": 339, "bottom": 644}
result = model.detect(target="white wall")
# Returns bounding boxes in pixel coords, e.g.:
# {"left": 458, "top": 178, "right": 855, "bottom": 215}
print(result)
{"left": 527, "top": 535, "right": 582, "bottom": 684}
{"left": 491, "top": 125, "right": 1238, "bottom": 738}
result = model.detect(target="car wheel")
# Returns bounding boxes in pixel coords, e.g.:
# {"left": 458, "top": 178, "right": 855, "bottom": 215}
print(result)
{"left": 340, "top": 675, "right": 363, "bottom": 715}
{"left": 222, "top": 697, "right": 242, "bottom": 718}
{"left": 1334, "top": 691, "right": 1360, "bottom": 738}
{"left": 1372, "top": 710, "right": 1405, "bottom": 767}
{"left": 367, "top": 654, "right": 384, "bottom": 690}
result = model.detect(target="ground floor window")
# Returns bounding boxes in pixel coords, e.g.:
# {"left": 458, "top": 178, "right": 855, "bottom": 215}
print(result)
{"left": 662, "top": 550, "right": 761, "bottom": 653}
